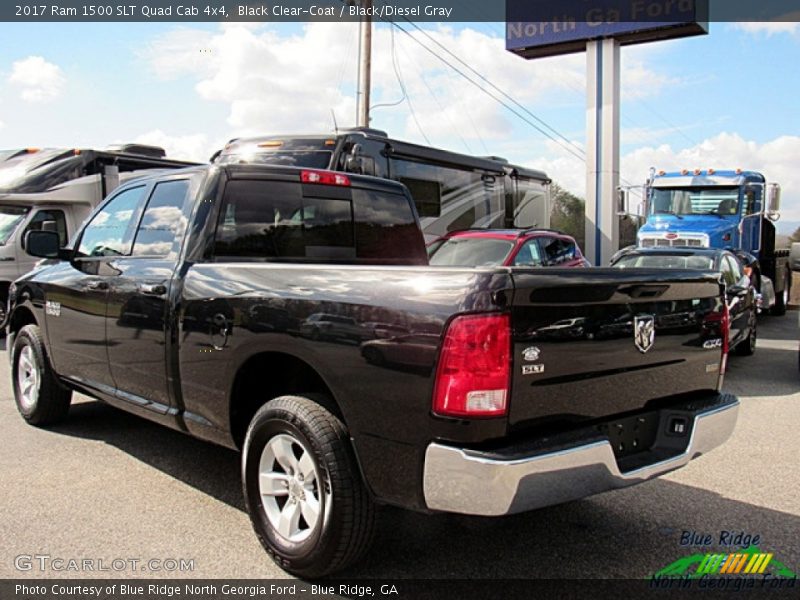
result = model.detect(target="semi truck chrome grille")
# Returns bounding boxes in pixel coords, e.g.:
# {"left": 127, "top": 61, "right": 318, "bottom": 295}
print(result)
{"left": 639, "top": 235, "right": 708, "bottom": 248}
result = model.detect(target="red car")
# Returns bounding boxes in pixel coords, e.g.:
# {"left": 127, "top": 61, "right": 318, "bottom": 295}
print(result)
{"left": 427, "top": 229, "right": 590, "bottom": 268}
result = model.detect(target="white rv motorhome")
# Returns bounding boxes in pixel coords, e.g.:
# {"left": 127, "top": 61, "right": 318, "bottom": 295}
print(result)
{"left": 0, "top": 146, "right": 197, "bottom": 319}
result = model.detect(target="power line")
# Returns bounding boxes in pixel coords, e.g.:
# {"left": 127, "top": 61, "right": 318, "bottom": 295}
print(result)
{"left": 382, "top": 19, "right": 586, "bottom": 163}
{"left": 379, "top": 19, "right": 646, "bottom": 201}
{"left": 401, "top": 19, "right": 588, "bottom": 160}
{"left": 388, "top": 25, "right": 431, "bottom": 145}
{"left": 391, "top": 26, "right": 473, "bottom": 154}
{"left": 369, "top": 25, "right": 407, "bottom": 112}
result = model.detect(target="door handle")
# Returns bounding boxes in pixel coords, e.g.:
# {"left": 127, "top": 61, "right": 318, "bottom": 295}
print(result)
{"left": 140, "top": 283, "right": 167, "bottom": 296}
{"left": 87, "top": 280, "right": 109, "bottom": 291}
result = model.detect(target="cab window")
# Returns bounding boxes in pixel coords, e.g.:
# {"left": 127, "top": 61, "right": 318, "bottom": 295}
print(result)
{"left": 132, "top": 180, "right": 190, "bottom": 257}
{"left": 78, "top": 186, "right": 146, "bottom": 257}
{"left": 214, "top": 180, "right": 354, "bottom": 260}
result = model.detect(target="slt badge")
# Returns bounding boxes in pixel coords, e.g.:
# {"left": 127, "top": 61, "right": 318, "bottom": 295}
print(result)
{"left": 634, "top": 315, "right": 655, "bottom": 354}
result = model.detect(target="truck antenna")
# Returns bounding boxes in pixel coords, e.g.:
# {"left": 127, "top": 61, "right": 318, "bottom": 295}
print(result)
{"left": 331, "top": 109, "right": 339, "bottom": 136}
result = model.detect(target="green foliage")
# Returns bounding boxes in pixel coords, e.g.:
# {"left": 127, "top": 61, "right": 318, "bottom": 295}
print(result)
{"left": 550, "top": 182, "right": 586, "bottom": 250}
{"left": 549, "top": 181, "right": 642, "bottom": 253}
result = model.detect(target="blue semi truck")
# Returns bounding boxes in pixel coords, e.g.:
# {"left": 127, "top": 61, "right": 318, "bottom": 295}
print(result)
{"left": 634, "top": 169, "right": 791, "bottom": 315}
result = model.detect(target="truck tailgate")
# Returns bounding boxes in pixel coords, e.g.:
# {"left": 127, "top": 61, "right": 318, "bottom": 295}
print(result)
{"left": 508, "top": 268, "right": 726, "bottom": 428}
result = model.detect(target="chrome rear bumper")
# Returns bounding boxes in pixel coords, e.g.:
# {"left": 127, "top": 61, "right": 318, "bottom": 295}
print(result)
{"left": 423, "top": 394, "right": 739, "bottom": 516}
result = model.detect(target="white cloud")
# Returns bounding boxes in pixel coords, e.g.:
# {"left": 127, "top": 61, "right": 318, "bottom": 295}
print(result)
{"left": 533, "top": 133, "right": 800, "bottom": 221}
{"left": 142, "top": 23, "right": 672, "bottom": 144}
{"left": 143, "top": 23, "right": 359, "bottom": 135}
{"left": 733, "top": 22, "right": 800, "bottom": 36}
{"left": 128, "top": 129, "right": 221, "bottom": 163}
{"left": 8, "top": 56, "right": 66, "bottom": 103}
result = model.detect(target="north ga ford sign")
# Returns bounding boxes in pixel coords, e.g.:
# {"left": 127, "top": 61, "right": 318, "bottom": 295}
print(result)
{"left": 506, "top": 0, "right": 708, "bottom": 58}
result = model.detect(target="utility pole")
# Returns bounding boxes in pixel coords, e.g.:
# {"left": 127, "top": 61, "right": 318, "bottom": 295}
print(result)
{"left": 584, "top": 38, "right": 620, "bottom": 266}
{"left": 356, "top": 0, "right": 372, "bottom": 127}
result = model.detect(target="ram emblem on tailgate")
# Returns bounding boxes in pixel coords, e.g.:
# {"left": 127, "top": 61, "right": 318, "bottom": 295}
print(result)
{"left": 634, "top": 315, "right": 655, "bottom": 354}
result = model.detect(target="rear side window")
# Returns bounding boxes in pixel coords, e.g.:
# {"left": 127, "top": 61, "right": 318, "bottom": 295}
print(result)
{"left": 540, "top": 237, "right": 577, "bottom": 265}
{"left": 352, "top": 189, "right": 426, "bottom": 263}
{"left": 133, "top": 180, "right": 190, "bottom": 257}
{"left": 214, "top": 180, "right": 354, "bottom": 260}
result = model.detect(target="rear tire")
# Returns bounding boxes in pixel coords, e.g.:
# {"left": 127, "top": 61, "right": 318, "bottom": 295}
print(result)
{"left": 12, "top": 324, "right": 72, "bottom": 426}
{"left": 242, "top": 395, "right": 375, "bottom": 578}
{"left": 734, "top": 318, "right": 756, "bottom": 356}
{"left": 771, "top": 269, "right": 789, "bottom": 316}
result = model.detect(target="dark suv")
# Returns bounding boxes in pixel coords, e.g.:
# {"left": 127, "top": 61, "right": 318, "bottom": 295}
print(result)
{"left": 428, "top": 228, "right": 589, "bottom": 268}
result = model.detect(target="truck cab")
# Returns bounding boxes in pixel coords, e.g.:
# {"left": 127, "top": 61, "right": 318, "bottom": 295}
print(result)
{"left": 636, "top": 169, "right": 790, "bottom": 314}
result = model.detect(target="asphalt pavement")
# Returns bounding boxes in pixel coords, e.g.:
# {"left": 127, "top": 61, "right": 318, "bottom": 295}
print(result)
{"left": 0, "top": 314, "right": 798, "bottom": 580}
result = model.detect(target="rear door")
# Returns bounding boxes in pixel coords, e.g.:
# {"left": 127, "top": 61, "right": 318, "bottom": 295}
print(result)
{"left": 105, "top": 177, "right": 193, "bottom": 411}
{"left": 507, "top": 269, "right": 725, "bottom": 427}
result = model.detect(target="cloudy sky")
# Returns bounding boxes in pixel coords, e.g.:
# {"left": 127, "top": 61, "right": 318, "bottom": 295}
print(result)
{"left": 1, "top": 20, "right": 798, "bottom": 228}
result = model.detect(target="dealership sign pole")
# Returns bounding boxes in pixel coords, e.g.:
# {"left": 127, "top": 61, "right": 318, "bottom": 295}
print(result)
{"left": 506, "top": 0, "right": 708, "bottom": 265}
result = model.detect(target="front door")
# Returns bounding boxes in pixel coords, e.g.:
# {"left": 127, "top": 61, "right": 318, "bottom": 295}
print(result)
{"left": 105, "top": 178, "right": 192, "bottom": 411}
{"left": 740, "top": 185, "right": 762, "bottom": 254}
{"left": 44, "top": 185, "right": 148, "bottom": 391}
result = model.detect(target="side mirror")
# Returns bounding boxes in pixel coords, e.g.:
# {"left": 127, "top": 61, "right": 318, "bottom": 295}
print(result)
{"left": 767, "top": 183, "right": 781, "bottom": 220}
{"left": 344, "top": 143, "right": 364, "bottom": 174}
{"left": 790, "top": 242, "right": 800, "bottom": 273}
{"left": 728, "top": 277, "right": 750, "bottom": 297}
{"left": 25, "top": 230, "right": 60, "bottom": 259}
{"left": 617, "top": 188, "right": 627, "bottom": 215}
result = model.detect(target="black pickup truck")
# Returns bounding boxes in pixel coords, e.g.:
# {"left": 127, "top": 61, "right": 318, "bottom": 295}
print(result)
{"left": 6, "top": 164, "right": 739, "bottom": 577}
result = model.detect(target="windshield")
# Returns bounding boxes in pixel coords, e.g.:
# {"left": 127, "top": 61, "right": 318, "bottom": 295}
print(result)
{"left": 0, "top": 149, "right": 81, "bottom": 193}
{"left": 0, "top": 206, "right": 30, "bottom": 245}
{"left": 650, "top": 187, "right": 740, "bottom": 216}
{"left": 429, "top": 237, "right": 514, "bottom": 267}
{"left": 218, "top": 151, "right": 333, "bottom": 169}
{"left": 613, "top": 254, "right": 716, "bottom": 270}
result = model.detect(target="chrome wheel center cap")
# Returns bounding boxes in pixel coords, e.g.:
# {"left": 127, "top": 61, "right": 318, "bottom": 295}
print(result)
{"left": 289, "top": 479, "right": 305, "bottom": 501}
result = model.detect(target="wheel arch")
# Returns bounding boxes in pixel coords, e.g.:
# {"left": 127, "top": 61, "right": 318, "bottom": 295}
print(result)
{"left": 228, "top": 351, "right": 346, "bottom": 449}
{"left": 8, "top": 304, "right": 38, "bottom": 337}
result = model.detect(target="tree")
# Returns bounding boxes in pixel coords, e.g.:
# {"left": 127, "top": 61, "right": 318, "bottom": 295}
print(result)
{"left": 549, "top": 181, "right": 642, "bottom": 255}
{"left": 789, "top": 226, "right": 800, "bottom": 244}
{"left": 550, "top": 182, "right": 585, "bottom": 250}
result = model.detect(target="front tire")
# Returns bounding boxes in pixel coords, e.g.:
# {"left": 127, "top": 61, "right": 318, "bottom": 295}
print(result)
{"left": 242, "top": 395, "right": 375, "bottom": 578}
{"left": 12, "top": 324, "right": 72, "bottom": 425}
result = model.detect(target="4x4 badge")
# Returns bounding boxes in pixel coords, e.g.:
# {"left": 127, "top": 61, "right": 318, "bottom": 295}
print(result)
{"left": 634, "top": 315, "right": 655, "bottom": 354}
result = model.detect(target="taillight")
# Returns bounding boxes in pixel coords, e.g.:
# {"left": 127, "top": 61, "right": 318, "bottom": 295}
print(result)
{"left": 720, "top": 302, "right": 730, "bottom": 373}
{"left": 301, "top": 170, "right": 351, "bottom": 186}
{"left": 433, "top": 313, "right": 511, "bottom": 418}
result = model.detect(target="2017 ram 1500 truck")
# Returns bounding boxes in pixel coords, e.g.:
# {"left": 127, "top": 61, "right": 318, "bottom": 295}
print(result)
{"left": 6, "top": 164, "right": 739, "bottom": 577}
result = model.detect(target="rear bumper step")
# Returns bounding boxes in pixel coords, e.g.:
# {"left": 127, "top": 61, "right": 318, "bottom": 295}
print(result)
{"left": 423, "top": 392, "right": 739, "bottom": 516}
